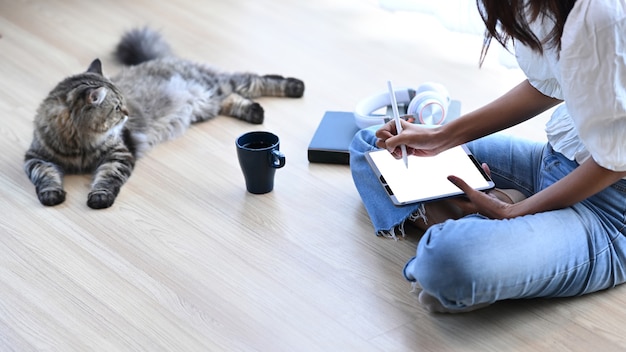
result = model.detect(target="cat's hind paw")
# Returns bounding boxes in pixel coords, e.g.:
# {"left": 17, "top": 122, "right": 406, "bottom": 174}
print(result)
{"left": 87, "top": 190, "right": 117, "bottom": 209}
{"left": 285, "top": 78, "right": 305, "bottom": 98}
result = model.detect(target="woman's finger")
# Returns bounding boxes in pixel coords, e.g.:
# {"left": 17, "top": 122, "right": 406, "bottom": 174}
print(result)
{"left": 481, "top": 163, "right": 491, "bottom": 177}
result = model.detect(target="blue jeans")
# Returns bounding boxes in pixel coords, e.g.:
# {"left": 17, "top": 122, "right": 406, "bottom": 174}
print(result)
{"left": 350, "top": 126, "right": 626, "bottom": 310}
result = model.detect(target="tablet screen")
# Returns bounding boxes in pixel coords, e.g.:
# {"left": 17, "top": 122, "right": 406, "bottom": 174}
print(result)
{"left": 365, "top": 145, "right": 494, "bottom": 205}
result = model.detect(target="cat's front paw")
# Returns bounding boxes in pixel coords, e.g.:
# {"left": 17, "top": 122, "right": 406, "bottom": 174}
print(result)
{"left": 87, "top": 190, "right": 117, "bottom": 209}
{"left": 285, "top": 78, "right": 305, "bottom": 98}
{"left": 37, "top": 188, "right": 67, "bottom": 206}
{"left": 245, "top": 103, "right": 264, "bottom": 124}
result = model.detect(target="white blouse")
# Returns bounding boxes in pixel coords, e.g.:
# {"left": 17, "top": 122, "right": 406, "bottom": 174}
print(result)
{"left": 515, "top": 0, "right": 626, "bottom": 171}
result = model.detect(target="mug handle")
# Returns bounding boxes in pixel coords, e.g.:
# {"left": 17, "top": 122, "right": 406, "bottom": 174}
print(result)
{"left": 270, "top": 149, "right": 286, "bottom": 168}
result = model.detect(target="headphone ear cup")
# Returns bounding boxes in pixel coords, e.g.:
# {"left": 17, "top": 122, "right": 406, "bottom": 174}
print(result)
{"left": 407, "top": 84, "right": 450, "bottom": 125}
{"left": 407, "top": 92, "right": 446, "bottom": 125}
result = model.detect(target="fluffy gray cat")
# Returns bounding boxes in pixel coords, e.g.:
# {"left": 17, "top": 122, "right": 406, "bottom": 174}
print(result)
{"left": 24, "top": 27, "right": 305, "bottom": 209}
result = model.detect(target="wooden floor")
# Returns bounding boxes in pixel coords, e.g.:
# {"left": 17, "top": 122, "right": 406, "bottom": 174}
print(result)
{"left": 1, "top": 0, "right": 626, "bottom": 351}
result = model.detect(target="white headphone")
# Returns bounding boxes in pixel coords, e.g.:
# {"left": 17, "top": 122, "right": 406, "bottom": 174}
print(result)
{"left": 354, "top": 82, "right": 451, "bottom": 129}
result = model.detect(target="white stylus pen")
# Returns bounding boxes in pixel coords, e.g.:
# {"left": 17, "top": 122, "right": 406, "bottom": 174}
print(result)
{"left": 387, "top": 81, "right": 409, "bottom": 168}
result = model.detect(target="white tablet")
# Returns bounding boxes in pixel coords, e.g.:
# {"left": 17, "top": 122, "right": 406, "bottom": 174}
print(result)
{"left": 365, "top": 145, "right": 495, "bottom": 205}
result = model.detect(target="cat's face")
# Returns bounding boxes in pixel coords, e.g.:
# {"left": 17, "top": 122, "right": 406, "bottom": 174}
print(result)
{"left": 41, "top": 59, "right": 130, "bottom": 144}
{"left": 74, "top": 85, "right": 128, "bottom": 135}
{"left": 68, "top": 59, "right": 129, "bottom": 137}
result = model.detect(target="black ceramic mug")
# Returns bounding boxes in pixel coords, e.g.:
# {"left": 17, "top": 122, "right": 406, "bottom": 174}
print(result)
{"left": 235, "top": 131, "right": 286, "bottom": 194}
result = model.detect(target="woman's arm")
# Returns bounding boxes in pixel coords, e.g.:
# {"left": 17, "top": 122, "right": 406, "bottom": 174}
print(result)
{"left": 512, "top": 158, "right": 626, "bottom": 216}
{"left": 449, "top": 157, "right": 626, "bottom": 219}
{"left": 442, "top": 79, "right": 562, "bottom": 149}
{"left": 378, "top": 79, "right": 562, "bottom": 156}
{"left": 442, "top": 80, "right": 626, "bottom": 218}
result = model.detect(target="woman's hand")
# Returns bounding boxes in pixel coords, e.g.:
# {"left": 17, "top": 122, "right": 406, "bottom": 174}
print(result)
{"left": 447, "top": 175, "right": 515, "bottom": 220}
{"left": 446, "top": 163, "right": 516, "bottom": 220}
{"left": 375, "top": 119, "right": 448, "bottom": 158}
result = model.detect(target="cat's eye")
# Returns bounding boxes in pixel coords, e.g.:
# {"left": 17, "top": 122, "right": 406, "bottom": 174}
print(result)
{"left": 115, "top": 104, "right": 122, "bottom": 112}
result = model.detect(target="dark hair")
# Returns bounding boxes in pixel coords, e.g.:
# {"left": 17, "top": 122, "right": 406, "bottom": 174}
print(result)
{"left": 477, "top": 0, "right": 577, "bottom": 66}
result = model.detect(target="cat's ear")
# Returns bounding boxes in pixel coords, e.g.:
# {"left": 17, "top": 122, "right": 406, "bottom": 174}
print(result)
{"left": 86, "top": 59, "right": 103, "bottom": 75}
{"left": 87, "top": 87, "right": 108, "bottom": 106}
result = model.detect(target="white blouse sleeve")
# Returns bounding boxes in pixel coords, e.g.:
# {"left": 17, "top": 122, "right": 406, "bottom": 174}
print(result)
{"left": 559, "top": 0, "right": 626, "bottom": 171}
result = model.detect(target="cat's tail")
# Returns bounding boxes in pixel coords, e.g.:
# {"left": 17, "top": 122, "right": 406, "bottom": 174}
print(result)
{"left": 114, "top": 27, "right": 172, "bottom": 66}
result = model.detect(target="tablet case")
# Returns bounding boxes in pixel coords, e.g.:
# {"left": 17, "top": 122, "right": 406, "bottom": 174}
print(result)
{"left": 307, "top": 102, "right": 462, "bottom": 165}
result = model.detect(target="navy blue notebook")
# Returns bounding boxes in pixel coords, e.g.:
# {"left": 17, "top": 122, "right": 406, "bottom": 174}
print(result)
{"left": 307, "top": 111, "right": 360, "bottom": 164}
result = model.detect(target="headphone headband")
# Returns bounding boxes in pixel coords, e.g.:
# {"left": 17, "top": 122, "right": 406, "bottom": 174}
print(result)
{"left": 354, "top": 88, "right": 415, "bottom": 129}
